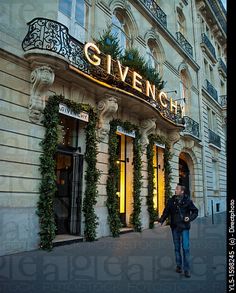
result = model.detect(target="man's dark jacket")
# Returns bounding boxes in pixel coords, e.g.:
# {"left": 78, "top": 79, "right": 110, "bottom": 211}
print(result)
{"left": 159, "top": 195, "right": 198, "bottom": 231}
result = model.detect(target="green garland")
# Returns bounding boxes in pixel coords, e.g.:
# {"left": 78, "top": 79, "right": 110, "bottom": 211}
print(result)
{"left": 106, "top": 120, "right": 142, "bottom": 236}
{"left": 146, "top": 134, "right": 173, "bottom": 228}
{"left": 38, "top": 95, "right": 98, "bottom": 250}
{"left": 83, "top": 108, "right": 100, "bottom": 241}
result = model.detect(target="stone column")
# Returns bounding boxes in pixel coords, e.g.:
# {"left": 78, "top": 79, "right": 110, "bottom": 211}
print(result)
{"left": 95, "top": 94, "right": 119, "bottom": 237}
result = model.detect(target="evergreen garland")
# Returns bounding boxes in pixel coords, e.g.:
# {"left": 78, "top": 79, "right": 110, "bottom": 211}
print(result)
{"left": 106, "top": 120, "right": 142, "bottom": 236}
{"left": 146, "top": 134, "right": 173, "bottom": 228}
{"left": 146, "top": 141, "right": 156, "bottom": 228}
{"left": 38, "top": 95, "right": 98, "bottom": 249}
{"left": 83, "top": 108, "right": 100, "bottom": 241}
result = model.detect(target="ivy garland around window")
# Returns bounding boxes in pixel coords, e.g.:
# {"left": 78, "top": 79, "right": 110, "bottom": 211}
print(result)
{"left": 146, "top": 134, "right": 173, "bottom": 228}
{"left": 38, "top": 95, "right": 99, "bottom": 250}
{"left": 106, "top": 119, "right": 142, "bottom": 237}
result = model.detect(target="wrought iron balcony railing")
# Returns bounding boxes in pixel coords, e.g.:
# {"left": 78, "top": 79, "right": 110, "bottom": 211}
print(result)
{"left": 220, "top": 95, "right": 227, "bottom": 108}
{"left": 218, "top": 58, "right": 227, "bottom": 76}
{"left": 207, "top": 0, "right": 226, "bottom": 34}
{"left": 182, "top": 116, "right": 200, "bottom": 138}
{"left": 176, "top": 32, "right": 193, "bottom": 57}
{"left": 205, "top": 79, "right": 218, "bottom": 102}
{"left": 139, "top": 0, "right": 167, "bottom": 28}
{"left": 201, "top": 33, "right": 216, "bottom": 60}
{"left": 208, "top": 129, "right": 221, "bottom": 148}
{"left": 22, "top": 18, "right": 184, "bottom": 125}
{"left": 22, "top": 18, "right": 90, "bottom": 72}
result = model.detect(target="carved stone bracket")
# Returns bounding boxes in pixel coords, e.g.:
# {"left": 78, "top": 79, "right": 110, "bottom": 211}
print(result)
{"left": 96, "top": 95, "right": 118, "bottom": 141}
{"left": 29, "top": 65, "right": 55, "bottom": 123}
{"left": 140, "top": 118, "right": 157, "bottom": 152}
{"left": 168, "top": 130, "right": 181, "bottom": 151}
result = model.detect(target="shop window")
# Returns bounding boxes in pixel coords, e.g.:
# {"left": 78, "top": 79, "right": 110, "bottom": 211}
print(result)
{"left": 58, "top": 0, "right": 86, "bottom": 42}
{"left": 153, "top": 145, "right": 165, "bottom": 216}
{"left": 111, "top": 9, "right": 130, "bottom": 53}
{"left": 57, "top": 114, "right": 79, "bottom": 148}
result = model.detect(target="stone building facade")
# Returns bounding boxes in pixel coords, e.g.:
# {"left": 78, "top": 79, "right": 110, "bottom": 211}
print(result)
{"left": 0, "top": 0, "right": 226, "bottom": 255}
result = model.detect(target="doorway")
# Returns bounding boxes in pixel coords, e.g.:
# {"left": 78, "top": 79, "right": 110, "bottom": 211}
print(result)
{"left": 54, "top": 151, "right": 83, "bottom": 235}
{"left": 179, "top": 158, "right": 190, "bottom": 196}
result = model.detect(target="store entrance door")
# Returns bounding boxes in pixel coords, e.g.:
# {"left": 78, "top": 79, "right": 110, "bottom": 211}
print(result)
{"left": 54, "top": 151, "right": 83, "bottom": 235}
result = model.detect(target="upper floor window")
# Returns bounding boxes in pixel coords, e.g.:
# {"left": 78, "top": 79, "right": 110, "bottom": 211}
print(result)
{"left": 180, "top": 69, "right": 190, "bottom": 102}
{"left": 207, "top": 107, "right": 217, "bottom": 132}
{"left": 58, "top": 0, "right": 86, "bottom": 42}
{"left": 146, "top": 39, "right": 161, "bottom": 73}
{"left": 177, "top": 7, "right": 186, "bottom": 35}
{"left": 111, "top": 10, "right": 130, "bottom": 53}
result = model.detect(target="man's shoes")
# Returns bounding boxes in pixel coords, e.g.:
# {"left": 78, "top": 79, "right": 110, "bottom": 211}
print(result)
{"left": 176, "top": 266, "right": 182, "bottom": 273}
{"left": 184, "top": 271, "right": 191, "bottom": 278}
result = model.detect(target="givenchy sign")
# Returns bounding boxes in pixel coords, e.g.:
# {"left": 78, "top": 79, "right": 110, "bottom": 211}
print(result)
{"left": 84, "top": 42, "right": 185, "bottom": 118}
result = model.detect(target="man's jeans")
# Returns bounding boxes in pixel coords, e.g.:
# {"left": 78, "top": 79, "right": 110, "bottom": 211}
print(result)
{"left": 171, "top": 228, "right": 190, "bottom": 271}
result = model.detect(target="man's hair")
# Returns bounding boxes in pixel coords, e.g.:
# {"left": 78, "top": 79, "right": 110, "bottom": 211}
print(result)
{"left": 177, "top": 183, "right": 186, "bottom": 192}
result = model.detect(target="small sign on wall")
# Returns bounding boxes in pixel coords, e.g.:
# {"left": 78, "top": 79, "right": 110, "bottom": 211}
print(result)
{"left": 59, "top": 103, "right": 89, "bottom": 122}
{"left": 116, "top": 126, "right": 136, "bottom": 138}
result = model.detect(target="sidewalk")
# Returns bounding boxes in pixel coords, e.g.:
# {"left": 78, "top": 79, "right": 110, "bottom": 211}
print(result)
{"left": 0, "top": 212, "right": 226, "bottom": 293}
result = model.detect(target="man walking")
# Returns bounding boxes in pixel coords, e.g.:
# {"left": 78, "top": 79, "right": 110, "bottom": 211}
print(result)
{"left": 158, "top": 183, "right": 198, "bottom": 278}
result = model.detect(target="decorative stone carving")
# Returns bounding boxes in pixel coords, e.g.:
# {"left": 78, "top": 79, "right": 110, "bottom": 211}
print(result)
{"left": 140, "top": 118, "right": 157, "bottom": 151}
{"left": 168, "top": 130, "right": 181, "bottom": 151}
{"left": 29, "top": 66, "right": 55, "bottom": 123}
{"left": 97, "top": 95, "right": 118, "bottom": 140}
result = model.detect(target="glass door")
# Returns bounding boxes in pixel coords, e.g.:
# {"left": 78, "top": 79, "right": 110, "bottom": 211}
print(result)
{"left": 54, "top": 151, "right": 83, "bottom": 235}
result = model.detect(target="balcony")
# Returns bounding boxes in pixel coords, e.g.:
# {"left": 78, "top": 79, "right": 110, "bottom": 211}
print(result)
{"left": 182, "top": 116, "right": 200, "bottom": 139}
{"left": 220, "top": 95, "right": 227, "bottom": 108}
{"left": 218, "top": 58, "right": 227, "bottom": 77}
{"left": 200, "top": 33, "right": 217, "bottom": 63}
{"left": 208, "top": 129, "right": 221, "bottom": 149}
{"left": 207, "top": 0, "right": 226, "bottom": 34}
{"left": 205, "top": 79, "right": 218, "bottom": 102}
{"left": 176, "top": 32, "right": 193, "bottom": 58}
{"left": 139, "top": 0, "right": 167, "bottom": 28}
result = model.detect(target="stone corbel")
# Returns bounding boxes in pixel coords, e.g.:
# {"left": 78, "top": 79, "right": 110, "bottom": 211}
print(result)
{"left": 168, "top": 130, "right": 181, "bottom": 151}
{"left": 29, "top": 65, "right": 55, "bottom": 123}
{"left": 97, "top": 95, "right": 118, "bottom": 141}
{"left": 140, "top": 118, "right": 157, "bottom": 152}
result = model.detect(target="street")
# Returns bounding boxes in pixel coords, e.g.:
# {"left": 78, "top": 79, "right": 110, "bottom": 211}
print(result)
{"left": 0, "top": 212, "right": 226, "bottom": 293}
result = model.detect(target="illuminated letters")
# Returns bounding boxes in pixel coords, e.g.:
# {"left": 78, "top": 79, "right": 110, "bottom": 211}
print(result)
{"left": 82, "top": 42, "right": 184, "bottom": 116}
{"left": 146, "top": 81, "right": 156, "bottom": 100}
{"left": 106, "top": 55, "right": 111, "bottom": 74}
{"left": 117, "top": 61, "right": 129, "bottom": 82}
{"left": 84, "top": 42, "right": 101, "bottom": 66}
{"left": 159, "top": 91, "right": 168, "bottom": 108}
{"left": 170, "top": 98, "right": 178, "bottom": 114}
{"left": 132, "top": 72, "right": 143, "bottom": 92}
